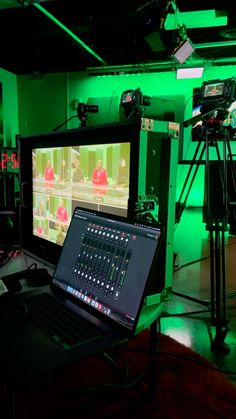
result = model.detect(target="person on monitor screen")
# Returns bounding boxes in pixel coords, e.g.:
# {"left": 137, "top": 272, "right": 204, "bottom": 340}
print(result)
{"left": 92, "top": 159, "right": 107, "bottom": 196}
{"left": 36, "top": 223, "right": 43, "bottom": 237}
{"left": 56, "top": 223, "right": 65, "bottom": 246}
{"left": 55, "top": 198, "right": 69, "bottom": 223}
{"left": 72, "top": 157, "right": 84, "bottom": 183}
{"left": 36, "top": 197, "right": 46, "bottom": 217}
{"left": 59, "top": 158, "right": 68, "bottom": 182}
{"left": 32, "top": 153, "right": 39, "bottom": 178}
{"left": 44, "top": 160, "right": 55, "bottom": 189}
{"left": 116, "top": 158, "right": 129, "bottom": 188}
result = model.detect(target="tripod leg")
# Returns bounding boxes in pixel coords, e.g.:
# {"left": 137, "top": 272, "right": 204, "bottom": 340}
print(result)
{"left": 209, "top": 227, "right": 215, "bottom": 325}
{"left": 226, "top": 136, "right": 236, "bottom": 194}
{"left": 210, "top": 224, "right": 230, "bottom": 353}
{"left": 205, "top": 133, "right": 230, "bottom": 353}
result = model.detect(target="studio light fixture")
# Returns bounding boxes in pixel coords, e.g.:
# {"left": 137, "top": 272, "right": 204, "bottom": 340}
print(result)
{"left": 176, "top": 67, "right": 204, "bottom": 79}
{"left": 171, "top": 38, "right": 195, "bottom": 64}
{"left": 170, "top": 23, "right": 195, "bottom": 64}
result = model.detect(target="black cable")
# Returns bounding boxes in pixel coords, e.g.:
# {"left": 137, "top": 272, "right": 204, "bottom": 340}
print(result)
{"left": 43, "top": 318, "right": 162, "bottom": 393}
{"left": 0, "top": 246, "right": 21, "bottom": 269}
{"left": 174, "top": 253, "right": 210, "bottom": 272}
{"left": 174, "top": 237, "right": 236, "bottom": 273}
{"left": 123, "top": 318, "right": 162, "bottom": 389}
{"left": 160, "top": 309, "right": 210, "bottom": 318}
{"left": 173, "top": 241, "right": 236, "bottom": 304}
{"left": 26, "top": 262, "right": 38, "bottom": 271}
{"left": 43, "top": 354, "right": 128, "bottom": 393}
{"left": 41, "top": 322, "right": 236, "bottom": 401}
{"left": 226, "top": 291, "right": 236, "bottom": 299}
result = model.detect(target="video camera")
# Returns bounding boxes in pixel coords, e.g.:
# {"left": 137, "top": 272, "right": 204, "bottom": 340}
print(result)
{"left": 77, "top": 102, "right": 99, "bottom": 127}
{"left": 120, "top": 87, "right": 151, "bottom": 120}
{"left": 77, "top": 103, "right": 99, "bottom": 117}
{"left": 121, "top": 88, "right": 151, "bottom": 108}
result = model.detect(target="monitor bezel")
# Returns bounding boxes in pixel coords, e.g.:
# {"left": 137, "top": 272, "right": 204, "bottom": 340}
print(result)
{"left": 18, "top": 120, "right": 141, "bottom": 267}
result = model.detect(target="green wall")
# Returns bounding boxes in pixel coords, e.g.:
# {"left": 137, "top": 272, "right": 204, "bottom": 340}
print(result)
{"left": 16, "top": 64, "right": 236, "bottom": 208}
{"left": 17, "top": 72, "right": 68, "bottom": 136}
{"left": 67, "top": 67, "right": 236, "bottom": 207}
{"left": 0, "top": 68, "right": 19, "bottom": 147}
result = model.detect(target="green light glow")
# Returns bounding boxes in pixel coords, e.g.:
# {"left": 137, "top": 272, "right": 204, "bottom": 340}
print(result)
{"left": 33, "top": 3, "right": 106, "bottom": 65}
{"left": 162, "top": 318, "right": 192, "bottom": 347}
{"left": 165, "top": 9, "right": 227, "bottom": 30}
{"left": 195, "top": 40, "right": 236, "bottom": 49}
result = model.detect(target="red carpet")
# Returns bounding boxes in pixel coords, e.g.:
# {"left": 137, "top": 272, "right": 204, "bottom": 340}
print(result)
{"left": 14, "top": 330, "right": 236, "bottom": 419}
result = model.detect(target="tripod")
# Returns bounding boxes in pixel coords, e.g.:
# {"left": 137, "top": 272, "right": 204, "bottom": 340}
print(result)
{"left": 175, "top": 116, "right": 236, "bottom": 352}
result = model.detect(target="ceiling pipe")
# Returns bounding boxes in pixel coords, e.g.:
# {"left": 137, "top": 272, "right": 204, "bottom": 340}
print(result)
{"left": 87, "top": 55, "right": 236, "bottom": 76}
{"left": 195, "top": 40, "right": 236, "bottom": 49}
{"left": 31, "top": 2, "right": 106, "bottom": 65}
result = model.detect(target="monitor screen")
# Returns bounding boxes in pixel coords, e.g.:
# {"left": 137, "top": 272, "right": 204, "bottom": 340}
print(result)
{"left": 32, "top": 143, "right": 130, "bottom": 245}
{"left": 18, "top": 120, "right": 140, "bottom": 266}
{"left": 203, "top": 82, "right": 224, "bottom": 98}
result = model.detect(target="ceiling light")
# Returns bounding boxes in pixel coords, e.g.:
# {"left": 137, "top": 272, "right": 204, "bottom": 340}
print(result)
{"left": 176, "top": 67, "right": 204, "bottom": 79}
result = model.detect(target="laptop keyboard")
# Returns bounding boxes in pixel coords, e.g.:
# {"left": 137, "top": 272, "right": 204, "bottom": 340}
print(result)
{"left": 25, "top": 292, "right": 102, "bottom": 350}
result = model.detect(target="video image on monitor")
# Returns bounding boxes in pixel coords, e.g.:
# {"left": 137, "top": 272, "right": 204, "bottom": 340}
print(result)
{"left": 32, "top": 142, "right": 131, "bottom": 245}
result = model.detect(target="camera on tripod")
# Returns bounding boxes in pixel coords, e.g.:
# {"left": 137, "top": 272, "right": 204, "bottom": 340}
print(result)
{"left": 77, "top": 103, "right": 99, "bottom": 116}
{"left": 76, "top": 102, "right": 99, "bottom": 125}
{"left": 177, "top": 77, "right": 236, "bottom": 350}
{"left": 197, "top": 77, "right": 236, "bottom": 126}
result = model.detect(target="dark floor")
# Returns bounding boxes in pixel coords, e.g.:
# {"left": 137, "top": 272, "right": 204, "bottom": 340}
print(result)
{"left": 160, "top": 207, "right": 236, "bottom": 384}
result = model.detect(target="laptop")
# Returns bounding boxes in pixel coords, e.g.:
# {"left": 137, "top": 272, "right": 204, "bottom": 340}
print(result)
{"left": 0, "top": 207, "right": 162, "bottom": 383}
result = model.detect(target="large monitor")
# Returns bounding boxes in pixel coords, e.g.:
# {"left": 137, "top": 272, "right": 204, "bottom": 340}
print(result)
{"left": 18, "top": 121, "right": 140, "bottom": 266}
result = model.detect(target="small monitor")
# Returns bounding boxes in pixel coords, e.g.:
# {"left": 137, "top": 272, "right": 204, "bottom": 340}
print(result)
{"left": 203, "top": 82, "right": 224, "bottom": 98}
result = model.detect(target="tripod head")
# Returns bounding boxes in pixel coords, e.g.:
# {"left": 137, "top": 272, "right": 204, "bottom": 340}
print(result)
{"left": 184, "top": 77, "right": 236, "bottom": 140}
{"left": 200, "top": 106, "right": 230, "bottom": 140}
{"left": 198, "top": 78, "right": 236, "bottom": 136}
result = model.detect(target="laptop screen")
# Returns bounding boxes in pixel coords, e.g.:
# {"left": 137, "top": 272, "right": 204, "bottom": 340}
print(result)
{"left": 53, "top": 207, "right": 161, "bottom": 332}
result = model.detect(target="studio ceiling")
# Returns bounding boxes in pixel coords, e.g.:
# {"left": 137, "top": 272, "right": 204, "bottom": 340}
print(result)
{"left": 0, "top": 0, "right": 235, "bottom": 75}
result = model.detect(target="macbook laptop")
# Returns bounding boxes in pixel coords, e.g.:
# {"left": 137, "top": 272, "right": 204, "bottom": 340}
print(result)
{"left": 0, "top": 207, "right": 162, "bottom": 383}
